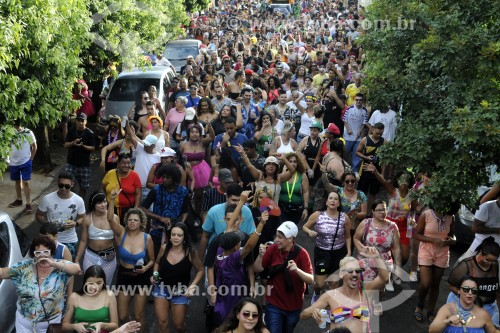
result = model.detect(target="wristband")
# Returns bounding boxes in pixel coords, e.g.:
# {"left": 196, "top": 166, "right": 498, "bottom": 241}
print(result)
{"left": 254, "top": 230, "right": 262, "bottom": 236}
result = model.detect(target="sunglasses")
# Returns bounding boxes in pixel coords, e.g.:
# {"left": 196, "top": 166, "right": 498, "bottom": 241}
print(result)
{"left": 344, "top": 268, "right": 365, "bottom": 274}
{"left": 344, "top": 179, "right": 356, "bottom": 184}
{"left": 34, "top": 250, "right": 51, "bottom": 257}
{"left": 58, "top": 183, "right": 71, "bottom": 189}
{"left": 109, "top": 125, "right": 118, "bottom": 129}
{"left": 143, "top": 97, "right": 149, "bottom": 100}
{"left": 241, "top": 311, "right": 260, "bottom": 319}
{"left": 460, "top": 286, "right": 478, "bottom": 295}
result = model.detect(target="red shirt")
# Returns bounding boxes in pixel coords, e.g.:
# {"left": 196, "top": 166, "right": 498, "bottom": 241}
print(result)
{"left": 262, "top": 243, "right": 312, "bottom": 311}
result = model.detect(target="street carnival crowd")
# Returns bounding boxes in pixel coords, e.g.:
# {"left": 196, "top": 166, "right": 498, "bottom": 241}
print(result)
{"left": 2, "top": 0, "right": 500, "bottom": 332}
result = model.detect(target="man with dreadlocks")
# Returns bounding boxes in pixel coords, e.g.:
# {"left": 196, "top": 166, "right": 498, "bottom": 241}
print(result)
{"left": 300, "top": 247, "right": 389, "bottom": 333}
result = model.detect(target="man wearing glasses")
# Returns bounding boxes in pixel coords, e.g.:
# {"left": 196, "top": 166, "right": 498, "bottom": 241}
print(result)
{"left": 36, "top": 172, "right": 86, "bottom": 260}
{"left": 300, "top": 248, "right": 389, "bottom": 333}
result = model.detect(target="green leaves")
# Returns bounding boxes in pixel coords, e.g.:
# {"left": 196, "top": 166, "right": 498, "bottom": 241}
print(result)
{"left": 363, "top": 0, "right": 500, "bottom": 211}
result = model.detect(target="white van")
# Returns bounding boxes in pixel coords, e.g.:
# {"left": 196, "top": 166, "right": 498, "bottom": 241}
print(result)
{"left": 104, "top": 66, "right": 176, "bottom": 119}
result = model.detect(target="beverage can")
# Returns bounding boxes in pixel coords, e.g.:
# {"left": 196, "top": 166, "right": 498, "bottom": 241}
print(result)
{"left": 153, "top": 271, "right": 160, "bottom": 283}
{"left": 319, "top": 309, "right": 328, "bottom": 329}
{"left": 121, "top": 116, "right": 128, "bottom": 128}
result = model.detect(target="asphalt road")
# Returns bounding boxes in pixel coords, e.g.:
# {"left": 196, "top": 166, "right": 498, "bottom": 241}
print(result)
{"left": 21, "top": 141, "right": 465, "bottom": 332}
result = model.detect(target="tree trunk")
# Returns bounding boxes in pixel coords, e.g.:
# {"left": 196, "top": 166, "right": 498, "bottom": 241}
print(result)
{"left": 32, "top": 125, "right": 53, "bottom": 174}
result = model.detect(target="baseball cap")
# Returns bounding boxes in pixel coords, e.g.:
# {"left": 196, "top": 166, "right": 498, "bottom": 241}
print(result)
{"left": 185, "top": 107, "right": 196, "bottom": 121}
{"left": 159, "top": 147, "right": 176, "bottom": 157}
{"left": 244, "top": 69, "right": 254, "bottom": 76}
{"left": 219, "top": 168, "right": 234, "bottom": 183}
{"left": 187, "top": 55, "right": 194, "bottom": 60}
{"left": 264, "top": 156, "right": 280, "bottom": 166}
{"left": 309, "top": 121, "right": 323, "bottom": 130}
{"left": 325, "top": 123, "right": 341, "bottom": 135}
{"left": 143, "top": 134, "right": 158, "bottom": 147}
{"left": 277, "top": 221, "right": 298, "bottom": 238}
{"left": 76, "top": 113, "right": 87, "bottom": 120}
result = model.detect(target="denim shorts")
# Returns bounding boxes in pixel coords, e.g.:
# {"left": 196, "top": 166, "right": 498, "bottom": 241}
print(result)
{"left": 153, "top": 285, "right": 190, "bottom": 305}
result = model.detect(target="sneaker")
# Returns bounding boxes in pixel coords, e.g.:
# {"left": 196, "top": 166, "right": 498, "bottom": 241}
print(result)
{"left": 385, "top": 281, "right": 394, "bottom": 292}
{"left": 8, "top": 199, "right": 23, "bottom": 208}
{"left": 311, "top": 292, "right": 319, "bottom": 305}
{"left": 409, "top": 271, "right": 418, "bottom": 282}
{"left": 24, "top": 204, "right": 33, "bottom": 214}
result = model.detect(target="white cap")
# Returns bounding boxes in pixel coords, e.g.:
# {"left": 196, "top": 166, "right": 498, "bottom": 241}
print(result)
{"left": 277, "top": 221, "right": 298, "bottom": 238}
{"left": 159, "top": 147, "right": 176, "bottom": 157}
{"left": 143, "top": 134, "right": 158, "bottom": 147}
{"left": 185, "top": 107, "right": 196, "bottom": 121}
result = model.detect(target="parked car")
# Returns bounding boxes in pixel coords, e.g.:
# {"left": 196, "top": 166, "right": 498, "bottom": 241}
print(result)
{"left": 455, "top": 166, "right": 499, "bottom": 245}
{"left": 104, "top": 66, "right": 176, "bottom": 119}
{"left": 269, "top": 3, "right": 292, "bottom": 16}
{"left": 0, "top": 211, "right": 30, "bottom": 333}
{"left": 163, "top": 39, "right": 201, "bottom": 73}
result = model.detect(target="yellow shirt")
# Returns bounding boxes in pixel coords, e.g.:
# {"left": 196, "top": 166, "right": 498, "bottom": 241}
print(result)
{"left": 346, "top": 83, "right": 362, "bottom": 106}
{"left": 312, "top": 73, "right": 328, "bottom": 89}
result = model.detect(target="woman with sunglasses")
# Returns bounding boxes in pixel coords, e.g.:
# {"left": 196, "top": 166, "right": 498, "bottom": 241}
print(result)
{"left": 100, "top": 116, "right": 125, "bottom": 171}
{"left": 215, "top": 298, "right": 270, "bottom": 333}
{"left": 446, "top": 237, "right": 500, "bottom": 326}
{"left": 75, "top": 192, "right": 117, "bottom": 286}
{"left": 353, "top": 200, "right": 402, "bottom": 292}
{"left": 127, "top": 91, "right": 150, "bottom": 122}
{"left": 430, "top": 276, "right": 497, "bottom": 333}
{"left": 413, "top": 203, "right": 458, "bottom": 323}
{"left": 0, "top": 234, "right": 81, "bottom": 333}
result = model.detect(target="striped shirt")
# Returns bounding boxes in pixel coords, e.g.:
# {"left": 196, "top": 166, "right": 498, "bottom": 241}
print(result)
{"left": 202, "top": 187, "right": 226, "bottom": 214}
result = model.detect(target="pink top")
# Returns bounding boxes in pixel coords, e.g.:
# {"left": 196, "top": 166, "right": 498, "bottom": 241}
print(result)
{"left": 166, "top": 108, "right": 186, "bottom": 136}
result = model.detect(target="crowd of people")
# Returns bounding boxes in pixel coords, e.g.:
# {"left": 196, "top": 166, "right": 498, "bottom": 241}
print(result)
{"left": 4, "top": 0, "right": 500, "bottom": 332}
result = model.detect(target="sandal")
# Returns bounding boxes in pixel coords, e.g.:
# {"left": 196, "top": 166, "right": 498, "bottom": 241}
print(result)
{"left": 414, "top": 308, "right": 423, "bottom": 322}
{"left": 427, "top": 311, "right": 436, "bottom": 323}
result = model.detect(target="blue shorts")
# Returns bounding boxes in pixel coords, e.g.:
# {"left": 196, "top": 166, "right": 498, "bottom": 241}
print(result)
{"left": 153, "top": 285, "right": 190, "bottom": 305}
{"left": 10, "top": 160, "right": 33, "bottom": 181}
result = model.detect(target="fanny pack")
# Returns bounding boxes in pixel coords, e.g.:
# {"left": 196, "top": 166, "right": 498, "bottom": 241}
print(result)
{"left": 88, "top": 247, "right": 116, "bottom": 260}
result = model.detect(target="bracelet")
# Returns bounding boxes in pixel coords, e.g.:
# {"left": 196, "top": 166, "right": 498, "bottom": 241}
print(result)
{"left": 241, "top": 154, "right": 248, "bottom": 159}
{"left": 254, "top": 230, "right": 262, "bottom": 236}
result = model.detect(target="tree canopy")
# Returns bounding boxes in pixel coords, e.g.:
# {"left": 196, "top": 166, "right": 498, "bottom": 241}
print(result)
{"left": 0, "top": 0, "right": 192, "bottom": 172}
{"left": 362, "top": 0, "right": 500, "bottom": 211}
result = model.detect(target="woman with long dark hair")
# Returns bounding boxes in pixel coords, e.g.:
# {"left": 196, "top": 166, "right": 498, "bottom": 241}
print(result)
{"left": 100, "top": 116, "right": 125, "bottom": 171}
{"left": 152, "top": 223, "right": 204, "bottom": 333}
{"left": 75, "top": 192, "right": 116, "bottom": 286}
{"left": 215, "top": 298, "right": 269, "bottom": 333}
{"left": 127, "top": 91, "right": 150, "bottom": 122}
{"left": 62, "top": 265, "right": 118, "bottom": 333}
{"left": 303, "top": 190, "right": 351, "bottom": 302}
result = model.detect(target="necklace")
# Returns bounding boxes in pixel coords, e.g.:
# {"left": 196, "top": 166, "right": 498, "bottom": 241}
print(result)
{"left": 189, "top": 140, "right": 200, "bottom": 147}
{"left": 108, "top": 129, "right": 119, "bottom": 144}
{"left": 456, "top": 301, "right": 475, "bottom": 327}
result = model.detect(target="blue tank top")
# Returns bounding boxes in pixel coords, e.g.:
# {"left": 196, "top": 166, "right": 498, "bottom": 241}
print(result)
{"left": 118, "top": 232, "right": 148, "bottom": 265}
{"left": 54, "top": 242, "right": 65, "bottom": 260}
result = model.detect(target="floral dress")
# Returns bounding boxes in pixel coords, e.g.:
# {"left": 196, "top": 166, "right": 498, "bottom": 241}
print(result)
{"left": 9, "top": 259, "right": 71, "bottom": 332}
{"left": 357, "top": 219, "right": 398, "bottom": 281}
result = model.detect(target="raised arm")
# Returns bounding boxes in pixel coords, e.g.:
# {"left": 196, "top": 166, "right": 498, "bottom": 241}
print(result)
{"left": 235, "top": 144, "right": 262, "bottom": 180}
{"left": 362, "top": 162, "right": 395, "bottom": 195}
{"left": 277, "top": 154, "right": 296, "bottom": 182}
{"left": 107, "top": 189, "right": 125, "bottom": 237}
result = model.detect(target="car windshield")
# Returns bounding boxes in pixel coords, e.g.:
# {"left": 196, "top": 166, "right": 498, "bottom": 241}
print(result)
{"left": 164, "top": 46, "right": 199, "bottom": 60}
{"left": 0, "top": 222, "right": 10, "bottom": 268}
{"left": 108, "top": 78, "right": 160, "bottom": 101}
